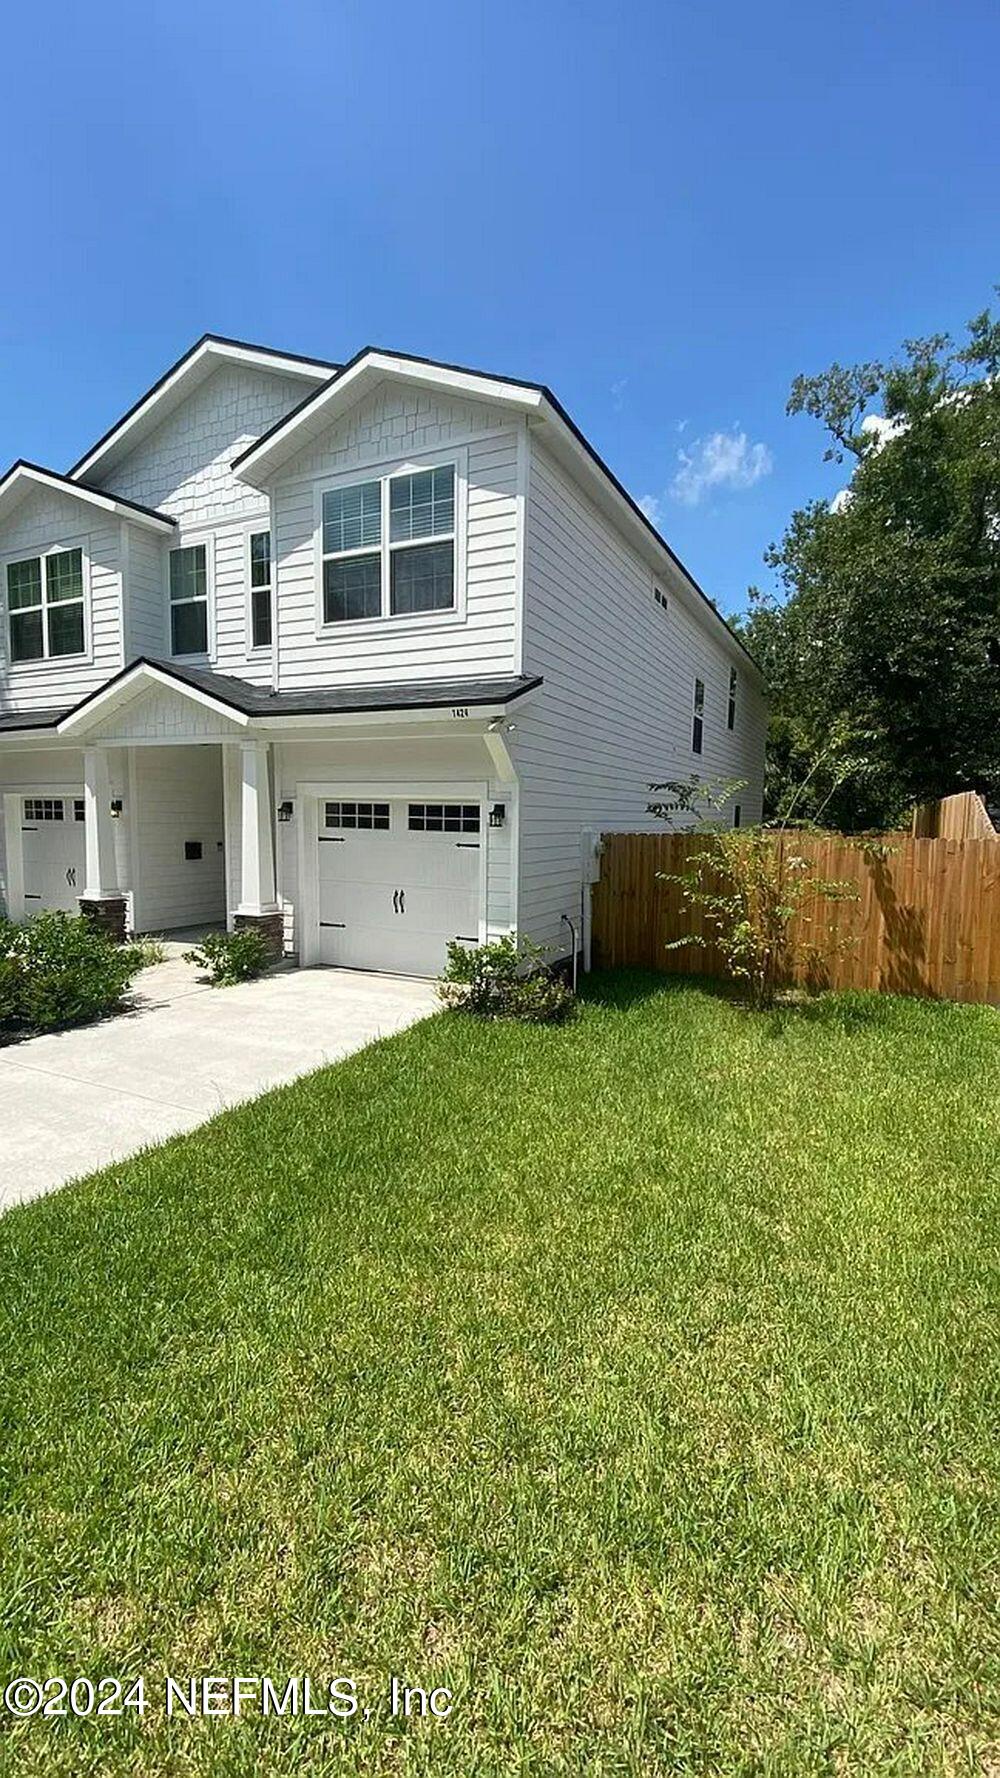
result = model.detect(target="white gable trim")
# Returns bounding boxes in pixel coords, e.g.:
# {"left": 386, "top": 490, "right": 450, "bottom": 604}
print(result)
{"left": 0, "top": 465, "right": 175, "bottom": 535}
{"left": 233, "top": 351, "right": 545, "bottom": 485}
{"left": 57, "top": 661, "right": 251, "bottom": 735}
{"left": 70, "top": 337, "right": 336, "bottom": 483}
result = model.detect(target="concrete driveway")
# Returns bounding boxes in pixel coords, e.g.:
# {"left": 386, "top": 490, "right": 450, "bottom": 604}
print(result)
{"left": 0, "top": 950, "right": 437, "bottom": 1211}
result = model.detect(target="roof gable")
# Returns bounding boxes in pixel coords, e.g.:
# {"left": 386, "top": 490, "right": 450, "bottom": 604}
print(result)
{"left": 233, "top": 348, "right": 545, "bottom": 485}
{"left": 70, "top": 334, "right": 338, "bottom": 484}
{"left": 0, "top": 463, "right": 175, "bottom": 539}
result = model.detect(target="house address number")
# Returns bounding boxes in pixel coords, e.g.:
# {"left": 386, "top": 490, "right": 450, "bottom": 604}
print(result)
{"left": 450, "top": 707, "right": 470, "bottom": 719}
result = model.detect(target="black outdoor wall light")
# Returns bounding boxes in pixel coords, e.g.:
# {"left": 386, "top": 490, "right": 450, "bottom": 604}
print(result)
{"left": 489, "top": 802, "right": 506, "bottom": 828}
{"left": 278, "top": 801, "right": 294, "bottom": 823}
{"left": 110, "top": 798, "right": 123, "bottom": 818}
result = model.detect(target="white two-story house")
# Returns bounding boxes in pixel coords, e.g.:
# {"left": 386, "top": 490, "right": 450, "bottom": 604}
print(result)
{"left": 0, "top": 335, "right": 765, "bottom": 975}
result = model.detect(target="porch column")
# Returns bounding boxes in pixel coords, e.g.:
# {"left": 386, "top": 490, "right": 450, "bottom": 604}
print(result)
{"left": 234, "top": 740, "right": 283, "bottom": 959}
{"left": 79, "top": 747, "right": 127, "bottom": 942}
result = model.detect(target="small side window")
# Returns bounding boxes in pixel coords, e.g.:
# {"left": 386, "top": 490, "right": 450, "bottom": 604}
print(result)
{"left": 728, "top": 667, "right": 738, "bottom": 731}
{"left": 692, "top": 678, "right": 705, "bottom": 755}
{"left": 733, "top": 804, "right": 742, "bottom": 829}
{"left": 654, "top": 586, "right": 668, "bottom": 616}
{"left": 249, "top": 531, "right": 272, "bottom": 649}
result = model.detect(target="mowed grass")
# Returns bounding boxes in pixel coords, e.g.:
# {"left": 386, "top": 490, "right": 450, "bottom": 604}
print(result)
{"left": 0, "top": 974, "right": 998, "bottom": 1776}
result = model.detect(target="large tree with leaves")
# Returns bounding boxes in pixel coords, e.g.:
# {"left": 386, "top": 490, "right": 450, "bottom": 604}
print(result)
{"left": 743, "top": 301, "right": 1000, "bottom": 829}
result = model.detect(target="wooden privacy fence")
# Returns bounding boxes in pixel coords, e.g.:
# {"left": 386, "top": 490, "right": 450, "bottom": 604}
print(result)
{"left": 591, "top": 831, "right": 1000, "bottom": 1005}
{"left": 912, "top": 790, "right": 999, "bottom": 842}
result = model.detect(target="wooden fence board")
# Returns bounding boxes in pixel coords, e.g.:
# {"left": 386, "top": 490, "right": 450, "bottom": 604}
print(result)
{"left": 591, "top": 832, "right": 1000, "bottom": 1006}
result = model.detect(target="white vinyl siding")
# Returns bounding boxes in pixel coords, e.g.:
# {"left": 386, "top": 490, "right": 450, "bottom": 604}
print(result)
{"left": 124, "top": 525, "right": 167, "bottom": 658}
{"left": 513, "top": 435, "right": 767, "bottom": 957}
{"left": 270, "top": 384, "right": 519, "bottom": 689}
{"left": 131, "top": 745, "right": 225, "bottom": 932}
{"left": 0, "top": 487, "right": 122, "bottom": 709}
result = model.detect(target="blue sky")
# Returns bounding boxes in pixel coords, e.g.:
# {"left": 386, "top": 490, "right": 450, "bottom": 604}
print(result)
{"left": 2, "top": 0, "right": 997, "bottom": 616}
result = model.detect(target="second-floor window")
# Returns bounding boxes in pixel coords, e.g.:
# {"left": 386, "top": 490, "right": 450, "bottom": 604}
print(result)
{"left": 6, "top": 547, "right": 85, "bottom": 662}
{"left": 692, "top": 677, "right": 705, "bottom": 754}
{"left": 321, "top": 463, "right": 456, "bottom": 625}
{"left": 728, "top": 667, "right": 738, "bottom": 730}
{"left": 169, "top": 544, "right": 208, "bottom": 656}
{"left": 249, "top": 531, "right": 272, "bottom": 649}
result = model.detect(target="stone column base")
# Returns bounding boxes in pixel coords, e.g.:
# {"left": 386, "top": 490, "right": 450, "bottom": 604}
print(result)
{"left": 234, "top": 910, "right": 285, "bottom": 961}
{"left": 78, "top": 895, "right": 128, "bottom": 944}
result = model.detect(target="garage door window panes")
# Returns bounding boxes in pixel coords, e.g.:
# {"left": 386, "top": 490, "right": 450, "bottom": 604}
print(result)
{"left": 24, "top": 798, "right": 66, "bottom": 822}
{"left": 408, "top": 803, "right": 480, "bottom": 834}
{"left": 324, "top": 801, "right": 391, "bottom": 830}
{"left": 170, "top": 545, "right": 209, "bottom": 655}
{"left": 7, "top": 548, "right": 85, "bottom": 662}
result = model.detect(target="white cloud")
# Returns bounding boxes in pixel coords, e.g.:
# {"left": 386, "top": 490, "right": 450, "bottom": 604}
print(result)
{"left": 638, "top": 493, "right": 662, "bottom": 524}
{"left": 670, "top": 427, "right": 774, "bottom": 507}
{"left": 610, "top": 377, "right": 628, "bottom": 409}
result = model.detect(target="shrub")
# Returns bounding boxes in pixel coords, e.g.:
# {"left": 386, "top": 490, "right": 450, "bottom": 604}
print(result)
{"left": 0, "top": 911, "right": 144, "bottom": 1033}
{"left": 184, "top": 928, "right": 272, "bottom": 986}
{"left": 648, "top": 774, "right": 864, "bottom": 1011}
{"left": 438, "top": 934, "right": 576, "bottom": 1024}
{"left": 128, "top": 936, "right": 167, "bottom": 969}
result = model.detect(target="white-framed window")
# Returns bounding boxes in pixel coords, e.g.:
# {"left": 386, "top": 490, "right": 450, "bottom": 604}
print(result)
{"left": 728, "top": 667, "right": 738, "bottom": 731}
{"left": 320, "top": 460, "right": 457, "bottom": 626}
{"left": 654, "top": 585, "right": 668, "bottom": 616}
{"left": 692, "top": 677, "right": 705, "bottom": 755}
{"left": 6, "top": 545, "right": 87, "bottom": 663}
{"left": 169, "top": 542, "right": 210, "bottom": 656}
{"left": 249, "top": 530, "right": 272, "bottom": 650}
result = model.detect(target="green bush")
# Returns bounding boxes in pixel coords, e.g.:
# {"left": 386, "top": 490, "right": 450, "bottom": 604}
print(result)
{"left": 0, "top": 912, "right": 145, "bottom": 1033}
{"left": 184, "top": 928, "right": 272, "bottom": 986}
{"left": 438, "top": 934, "right": 576, "bottom": 1024}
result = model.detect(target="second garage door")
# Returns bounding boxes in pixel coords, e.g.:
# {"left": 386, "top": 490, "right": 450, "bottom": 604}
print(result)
{"left": 316, "top": 797, "right": 482, "bottom": 976}
{"left": 21, "top": 794, "right": 87, "bottom": 914}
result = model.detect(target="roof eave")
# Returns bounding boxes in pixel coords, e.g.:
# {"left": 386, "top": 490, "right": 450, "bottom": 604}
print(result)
{"left": 0, "top": 463, "right": 176, "bottom": 535}
{"left": 55, "top": 659, "right": 251, "bottom": 735}
{"left": 533, "top": 396, "right": 765, "bottom": 682}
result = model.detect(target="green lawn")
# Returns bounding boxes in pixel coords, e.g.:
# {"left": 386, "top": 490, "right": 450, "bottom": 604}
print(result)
{"left": 1, "top": 974, "right": 998, "bottom": 1776}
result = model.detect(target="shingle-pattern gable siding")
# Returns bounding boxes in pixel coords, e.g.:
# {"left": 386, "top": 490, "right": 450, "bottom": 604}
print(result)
{"left": 273, "top": 381, "right": 520, "bottom": 690}
{"left": 96, "top": 364, "right": 307, "bottom": 526}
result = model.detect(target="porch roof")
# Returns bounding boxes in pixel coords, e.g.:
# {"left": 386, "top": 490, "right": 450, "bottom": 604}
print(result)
{"left": 0, "top": 658, "right": 543, "bottom": 734}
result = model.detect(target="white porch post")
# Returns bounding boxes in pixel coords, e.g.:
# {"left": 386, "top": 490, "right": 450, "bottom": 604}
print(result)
{"left": 80, "top": 747, "right": 127, "bottom": 941}
{"left": 83, "top": 747, "right": 119, "bottom": 898}
{"left": 237, "top": 740, "right": 277, "bottom": 914}
{"left": 233, "top": 740, "right": 282, "bottom": 960}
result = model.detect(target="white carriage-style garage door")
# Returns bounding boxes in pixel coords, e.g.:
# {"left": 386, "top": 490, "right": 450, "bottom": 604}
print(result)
{"left": 20, "top": 794, "right": 87, "bottom": 914}
{"left": 315, "top": 796, "right": 482, "bottom": 976}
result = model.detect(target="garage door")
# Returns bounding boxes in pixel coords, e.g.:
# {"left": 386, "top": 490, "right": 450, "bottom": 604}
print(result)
{"left": 316, "top": 797, "right": 482, "bottom": 976}
{"left": 20, "top": 795, "right": 87, "bottom": 914}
